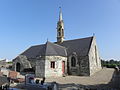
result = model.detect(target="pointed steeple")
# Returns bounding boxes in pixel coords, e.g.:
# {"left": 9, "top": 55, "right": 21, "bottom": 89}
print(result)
{"left": 59, "top": 7, "right": 63, "bottom": 21}
{"left": 57, "top": 7, "right": 64, "bottom": 43}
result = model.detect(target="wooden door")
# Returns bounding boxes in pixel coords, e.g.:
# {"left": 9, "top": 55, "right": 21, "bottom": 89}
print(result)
{"left": 62, "top": 61, "right": 65, "bottom": 74}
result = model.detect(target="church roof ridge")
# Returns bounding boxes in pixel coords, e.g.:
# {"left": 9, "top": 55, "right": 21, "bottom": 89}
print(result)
{"left": 30, "top": 43, "right": 45, "bottom": 47}
{"left": 62, "top": 36, "right": 93, "bottom": 43}
{"left": 24, "top": 36, "right": 93, "bottom": 49}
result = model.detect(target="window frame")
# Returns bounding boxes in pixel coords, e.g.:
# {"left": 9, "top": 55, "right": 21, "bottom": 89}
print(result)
{"left": 51, "top": 61, "right": 55, "bottom": 69}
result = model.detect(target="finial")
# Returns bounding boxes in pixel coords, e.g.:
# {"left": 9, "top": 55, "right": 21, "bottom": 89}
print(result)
{"left": 59, "top": 7, "right": 62, "bottom": 21}
{"left": 59, "top": 6, "right": 61, "bottom": 9}
{"left": 93, "top": 33, "right": 95, "bottom": 36}
{"left": 47, "top": 38, "right": 48, "bottom": 42}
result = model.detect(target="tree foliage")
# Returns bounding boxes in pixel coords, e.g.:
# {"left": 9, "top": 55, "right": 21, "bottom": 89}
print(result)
{"left": 101, "top": 59, "right": 120, "bottom": 68}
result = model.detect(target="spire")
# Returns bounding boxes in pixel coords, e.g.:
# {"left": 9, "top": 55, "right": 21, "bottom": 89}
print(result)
{"left": 57, "top": 7, "right": 64, "bottom": 43}
{"left": 59, "top": 7, "right": 63, "bottom": 21}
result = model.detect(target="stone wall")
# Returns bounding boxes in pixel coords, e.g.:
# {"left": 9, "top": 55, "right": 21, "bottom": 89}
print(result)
{"left": 45, "top": 56, "right": 67, "bottom": 77}
{"left": 35, "top": 60, "right": 45, "bottom": 78}
{"left": 88, "top": 37, "right": 101, "bottom": 76}
{"left": 68, "top": 53, "right": 90, "bottom": 76}
{"left": 78, "top": 56, "right": 90, "bottom": 76}
{"left": 28, "top": 56, "right": 45, "bottom": 71}
{"left": 68, "top": 53, "right": 79, "bottom": 75}
{"left": 68, "top": 36, "right": 101, "bottom": 76}
{"left": 12, "top": 55, "right": 32, "bottom": 72}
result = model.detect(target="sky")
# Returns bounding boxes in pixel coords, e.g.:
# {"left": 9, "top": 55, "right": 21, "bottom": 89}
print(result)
{"left": 0, "top": 0, "right": 120, "bottom": 61}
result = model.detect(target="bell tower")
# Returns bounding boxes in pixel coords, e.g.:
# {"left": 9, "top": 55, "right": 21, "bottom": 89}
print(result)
{"left": 57, "top": 7, "right": 64, "bottom": 43}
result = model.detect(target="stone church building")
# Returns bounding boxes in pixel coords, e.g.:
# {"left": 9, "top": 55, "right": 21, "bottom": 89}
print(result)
{"left": 12, "top": 9, "right": 101, "bottom": 77}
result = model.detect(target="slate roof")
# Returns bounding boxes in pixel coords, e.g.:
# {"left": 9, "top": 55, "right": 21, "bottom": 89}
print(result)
{"left": 45, "top": 41, "right": 67, "bottom": 56}
{"left": 21, "top": 41, "right": 67, "bottom": 58}
{"left": 21, "top": 36, "right": 93, "bottom": 58}
{"left": 58, "top": 36, "right": 93, "bottom": 56}
{"left": 21, "top": 44, "right": 45, "bottom": 58}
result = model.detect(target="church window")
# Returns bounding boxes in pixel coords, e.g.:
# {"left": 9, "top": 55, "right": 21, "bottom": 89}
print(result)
{"left": 95, "top": 46, "right": 98, "bottom": 65}
{"left": 62, "top": 29, "right": 64, "bottom": 36}
{"left": 51, "top": 61, "right": 55, "bottom": 68}
{"left": 71, "top": 57, "right": 76, "bottom": 67}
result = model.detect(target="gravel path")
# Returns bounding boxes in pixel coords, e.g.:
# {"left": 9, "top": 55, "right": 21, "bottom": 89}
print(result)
{"left": 45, "top": 68, "right": 116, "bottom": 90}
{"left": 46, "top": 68, "right": 114, "bottom": 85}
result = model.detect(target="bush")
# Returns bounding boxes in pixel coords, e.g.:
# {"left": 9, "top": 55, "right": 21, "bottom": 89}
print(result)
{"left": 103, "top": 64, "right": 117, "bottom": 68}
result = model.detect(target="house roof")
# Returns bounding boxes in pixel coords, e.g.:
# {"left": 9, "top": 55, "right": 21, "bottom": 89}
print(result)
{"left": 21, "top": 41, "right": 67, "bottom": 58}
{"left": 21, "top": 36, "right": 93, "bottom": 58}
{"left": 58, "top": 36, "right": 93, "bottom": 56}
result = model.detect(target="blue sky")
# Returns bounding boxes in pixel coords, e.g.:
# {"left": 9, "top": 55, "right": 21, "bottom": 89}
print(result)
{"left": 0, "top": 0, "right": 120, "bottom": 61}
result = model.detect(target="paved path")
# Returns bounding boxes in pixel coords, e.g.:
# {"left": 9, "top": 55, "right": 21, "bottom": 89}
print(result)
{"left": 45, "top": 68, "right": 119, "bottom": 89}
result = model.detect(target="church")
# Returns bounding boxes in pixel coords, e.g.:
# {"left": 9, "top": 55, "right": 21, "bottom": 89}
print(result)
{"left": 12, "top": 9, "right": 101, "bottom": 77}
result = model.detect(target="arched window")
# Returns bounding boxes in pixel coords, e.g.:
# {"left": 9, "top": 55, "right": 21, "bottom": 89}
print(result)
{"left": 71, "top": 57, "right": 76, "bottom": 67}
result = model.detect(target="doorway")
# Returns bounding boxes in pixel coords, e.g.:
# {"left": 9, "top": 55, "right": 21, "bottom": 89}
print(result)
{"left": 62, "top": 61, "right": 65, "bottom": 74}
{"left": 16, "top": 62, "right": 21, "bottom": 72}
